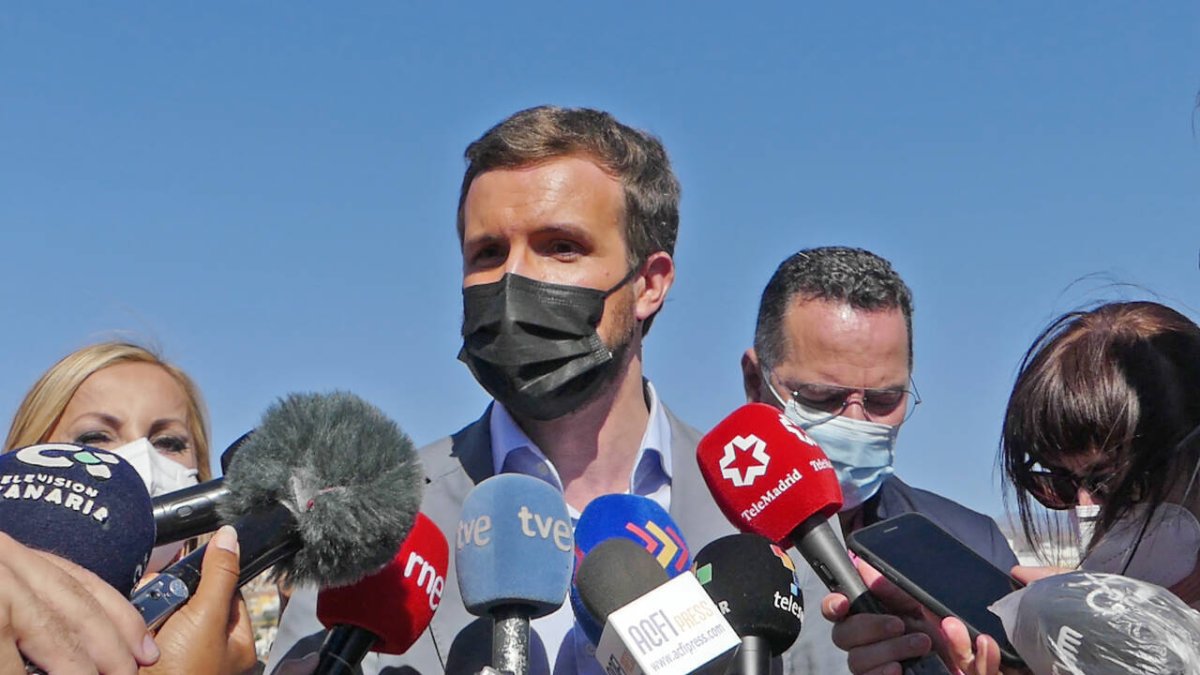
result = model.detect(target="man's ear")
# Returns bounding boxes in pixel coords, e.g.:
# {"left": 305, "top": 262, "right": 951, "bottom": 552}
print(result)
{"left": 741, "top": 348, "right": 764, "bottom": 403}
{"left": 633, "top": 251, "right": 675, "bottom": 322}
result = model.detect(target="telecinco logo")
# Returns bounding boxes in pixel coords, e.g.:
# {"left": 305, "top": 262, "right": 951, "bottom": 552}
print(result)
{"left": 719, "top": 434, "right": 769, "bottom": 487}
{"left": 15, "top": 444, "right": 121, "bottom": 479}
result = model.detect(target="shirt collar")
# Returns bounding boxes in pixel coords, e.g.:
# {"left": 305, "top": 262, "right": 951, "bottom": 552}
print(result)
{"left": 489, "top": 380, "right": 673, "bottom": 493}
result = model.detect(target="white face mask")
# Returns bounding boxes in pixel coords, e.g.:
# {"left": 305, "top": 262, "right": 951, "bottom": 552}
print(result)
{"left": 1079, "top": 502, "right": 1200, "bottom": 589}
{"left": 110, "top": 437, "right": 200, "bottom": 572}
{"left": 110, "top": 437, "right": 199, "bottom": 497}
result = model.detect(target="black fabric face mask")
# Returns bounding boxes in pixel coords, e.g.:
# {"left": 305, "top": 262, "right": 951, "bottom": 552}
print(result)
{"left": 458, "top": 270, "right": 638, "bottom": 421}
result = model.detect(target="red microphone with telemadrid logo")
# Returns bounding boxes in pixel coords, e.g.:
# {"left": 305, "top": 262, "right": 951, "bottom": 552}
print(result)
{"left": 696, "top": 403, "right": 888, "bottom": 616}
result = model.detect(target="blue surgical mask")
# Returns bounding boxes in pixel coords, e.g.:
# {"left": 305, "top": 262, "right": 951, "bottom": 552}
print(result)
{"left": 766, "top": 379, "right": 899, "bottom": 510}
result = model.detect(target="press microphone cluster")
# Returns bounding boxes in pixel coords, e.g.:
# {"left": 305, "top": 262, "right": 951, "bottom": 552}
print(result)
{"left": 133, "top": 391, "right": 425, "bottom": 630}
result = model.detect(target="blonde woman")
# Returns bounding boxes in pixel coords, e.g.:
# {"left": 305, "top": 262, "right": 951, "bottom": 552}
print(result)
{"left": 5, "top": 341, "right": 257, "bottom": 674}
{"left": 6, "top": 341, "right": 211, "bottom": 484}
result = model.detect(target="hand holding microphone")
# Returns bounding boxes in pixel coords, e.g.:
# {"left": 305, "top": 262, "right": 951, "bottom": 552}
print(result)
{"left": 143, "top": 525, "right": 258, "bottom": 675}
{"left": 0, "top": 443, "right": 161, "bottom": 673}
{"left": 0, "top": 531, "right": 160, "bottom": 674}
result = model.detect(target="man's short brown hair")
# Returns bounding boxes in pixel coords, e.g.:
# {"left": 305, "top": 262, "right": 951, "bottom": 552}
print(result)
{"left": 457, "top": 106, "right": 681, "bottom": 333}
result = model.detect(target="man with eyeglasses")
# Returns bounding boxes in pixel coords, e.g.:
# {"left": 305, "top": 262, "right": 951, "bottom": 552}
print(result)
{"left": 739, "top": 247, "right": 1018, "bottom": 670}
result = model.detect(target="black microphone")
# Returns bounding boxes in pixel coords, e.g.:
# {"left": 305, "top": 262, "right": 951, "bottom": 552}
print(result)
{"left": 576, "top": 538, "right": 740, "bottom": 674}
{"left": 150, "top": 430, "right": 252, "bottom": 545}
{"left": 132, "top": 392, "right": 423, "bottom": 629}
{"left": 575, "top": 537, "right": 669, "bottom": 624}
{"left": 693, "top": 534, "right": 803, "bottom": 675}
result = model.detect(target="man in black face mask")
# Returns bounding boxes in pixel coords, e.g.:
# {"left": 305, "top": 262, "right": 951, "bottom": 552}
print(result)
{"left": 268, "top": 105, "right": 782, "bottom": 675}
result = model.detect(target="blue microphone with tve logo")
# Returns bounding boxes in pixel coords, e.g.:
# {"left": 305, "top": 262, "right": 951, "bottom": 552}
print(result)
{"left": 456, "top": 474, "right": 574, "bottom": 675}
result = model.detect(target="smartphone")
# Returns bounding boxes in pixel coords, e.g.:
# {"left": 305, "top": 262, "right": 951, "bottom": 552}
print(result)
{"left": 847, "top": 512, "right": 1024, "bottom": 666}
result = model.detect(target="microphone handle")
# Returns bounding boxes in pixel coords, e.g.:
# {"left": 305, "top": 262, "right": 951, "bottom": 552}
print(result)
{"left": 491, "top": 605, "right": 531, "bottom": 675}
{"left": 790, "top": 517, "right": 877, "bottom": 609}
{"left": 314, "top": 624, "right": 379, "bottom": 675}
{"left": 727, "top": 635, "right": 769, "bottom": 675}
{"left": 151, "top": 479, "right": 230, "bottom": 545}
{"left": 132, "top": 502, "right": 301, "bottom": 629}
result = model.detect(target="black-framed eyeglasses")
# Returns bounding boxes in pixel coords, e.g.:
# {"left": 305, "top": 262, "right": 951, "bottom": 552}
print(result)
{"left": 771, "top": 373, "right": 922, "bottom": 424}
{"left": 1023, "top": 458, "right": 1118, "bottom": 510}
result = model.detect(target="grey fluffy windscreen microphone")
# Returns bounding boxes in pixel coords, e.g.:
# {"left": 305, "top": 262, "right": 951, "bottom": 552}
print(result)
{"left": 133, "top": 391, "right": 423, "bottom": 628}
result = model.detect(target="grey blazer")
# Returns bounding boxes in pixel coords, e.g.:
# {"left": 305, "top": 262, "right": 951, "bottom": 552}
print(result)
{"left": 266, "top": 405, "right": 852, "bottom": 675}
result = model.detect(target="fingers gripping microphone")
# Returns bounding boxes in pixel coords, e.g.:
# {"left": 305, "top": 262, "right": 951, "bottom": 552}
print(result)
{"left": 693, "top": 534, "right": 804, "bottom": 675}
{"left": 0, "top": 443, "right": 155, "bottom": 597}
{"left": 133, "top": 392, "right": 423, "bottom": 629}
{"left": 315, "top": 512, "right": 449, "bottom": 674}
{"left": 456, "top": 474, "right": 574, "bottom": 675}
{"left": 570, "top": 494, "right": 692, "bottom": 646}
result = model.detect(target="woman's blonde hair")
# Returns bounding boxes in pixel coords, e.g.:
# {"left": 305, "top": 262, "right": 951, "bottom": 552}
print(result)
{"left": 4, "top": 342, "right": 212, "bottom": 481}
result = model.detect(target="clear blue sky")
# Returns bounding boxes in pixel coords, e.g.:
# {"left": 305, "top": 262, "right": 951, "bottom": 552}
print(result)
{"left": 1, "top": 3, "right": 1196, "bottom": 522}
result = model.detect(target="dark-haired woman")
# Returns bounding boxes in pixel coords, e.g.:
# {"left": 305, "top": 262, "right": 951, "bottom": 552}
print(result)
{"left": 823, "top": 301, "right": 1200, "bottom": 675}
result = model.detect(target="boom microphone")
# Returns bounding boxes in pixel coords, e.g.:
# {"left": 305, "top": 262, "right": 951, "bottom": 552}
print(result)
{"left": 693, "top": 533, "right": 803, "bottom": 675}
{"left": 455, "top": 474, "right": 574, "bottom": 675}
{"left": 570, "top": 494, "right": 692, "bottom": 645}
{"left": 0, "top": 443, "right": 154, "bottom": 597}
{"left": 315, "top": 512, "right": 449, "bottom": 674}
{"left": 132, "top": 392, "right": 423, "bottom": 629}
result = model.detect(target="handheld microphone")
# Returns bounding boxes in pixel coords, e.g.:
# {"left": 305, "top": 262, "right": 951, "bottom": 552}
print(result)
{"left": 698, "top": 404, "right": 953, "bottom": 675}
{"left": 455, "top": 474, "right": 574, "bottom": 675}
{"left": 570, "top": 494, "right": 691, "bottom": 645}
{"left": 150, "top": 430, "right": 253, "bottom": 546}
{"left": 575, "top": 538, "right": 669, "bottom": 627}
{"left": 577, "top": 537, "right": 739, "bottom": 674}
{"left": 314, "top": 512, "right": 449, "bottom": 674}
{"left": 693, "top": 533, "right": 803, "bottom": 675}
{"left": 132, "top": 392, "right": 423, "bottom": 630}
{"left": 0, "top": 443, "right": 154, "bottom": 597}
{"left": 697, "top": 404, "right": 877, "bottom": 609}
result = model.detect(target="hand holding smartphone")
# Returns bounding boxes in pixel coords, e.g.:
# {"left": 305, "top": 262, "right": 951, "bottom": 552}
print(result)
{"left": 847, "top": 513, "right": 1025, "bottom": 667}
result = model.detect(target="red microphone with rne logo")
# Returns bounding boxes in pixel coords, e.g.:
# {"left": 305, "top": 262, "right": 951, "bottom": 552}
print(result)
{"left": 316, "top": 512, "right": 449, "bottom": 674}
